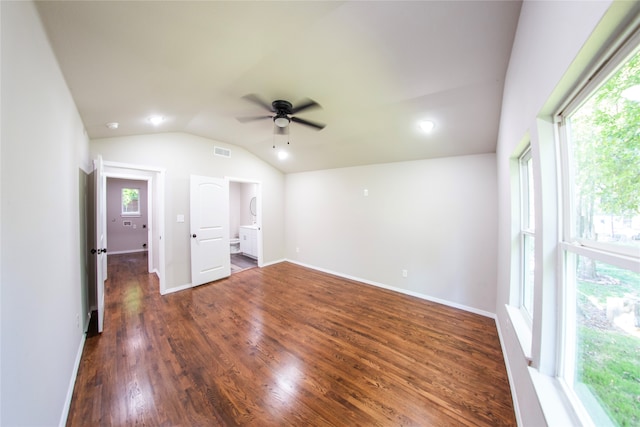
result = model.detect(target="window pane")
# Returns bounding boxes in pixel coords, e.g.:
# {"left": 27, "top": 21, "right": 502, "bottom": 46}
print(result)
{"left": 566, "top": 50, "right": 640, "bottom": 249}
{"left": 122, "top": 188, "right": 140, "bottom": 214}
{"left": 524, "top": 156, "right": 535, "bottom": 231}
{"left": 571, "top": 254, "right": 640, "bottom": 426}
{"left": 522, "top": 234, "right": 535, "bottom": 318}
{"left": 519, "top": 148, "right": 535, "bottom": 319}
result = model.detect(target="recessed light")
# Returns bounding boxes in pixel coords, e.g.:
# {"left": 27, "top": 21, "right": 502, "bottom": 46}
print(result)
{"left": 419, "top": 120, "right": 435, "bottom": 133}
{"left": 277, "top": 150, "right": 289, "bottom": 160}
{"left": 105, "top": 122, "right": 119, "bottom": 130}
{"left": 148, "top": 115, "right": 164, "bottom": 125}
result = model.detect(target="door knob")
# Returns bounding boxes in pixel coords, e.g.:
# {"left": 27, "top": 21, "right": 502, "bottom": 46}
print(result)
{"left": 192, "top": 234, "right": 197, "bottom": 238}
{"left": 91, "top": 248, "right": 97, "bottom": 254}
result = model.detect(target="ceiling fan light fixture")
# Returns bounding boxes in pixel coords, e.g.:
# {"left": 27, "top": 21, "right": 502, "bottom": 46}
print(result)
{"left": 274, "top": 116, "right": 290, "bottom": 128}
{"left": 277, "top": 150, "right": 289, "bottom": 160}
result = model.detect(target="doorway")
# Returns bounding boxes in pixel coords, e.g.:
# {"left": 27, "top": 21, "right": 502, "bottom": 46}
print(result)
{"left": 86, "top": 159, "right": 166, "bottom": 334}
{"left": 228, "top": 177, "right": 262, "bottom": 273}
{"left": 106, "top": 178, "right": 149, "bottom": 255}
{"left": 101, "top": 161, "right": 166, "bottom": 291}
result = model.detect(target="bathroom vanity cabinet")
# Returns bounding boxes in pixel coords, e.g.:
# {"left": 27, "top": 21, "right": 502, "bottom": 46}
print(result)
{"left": 239, "top": 225, "right": 258, "bottom": 259}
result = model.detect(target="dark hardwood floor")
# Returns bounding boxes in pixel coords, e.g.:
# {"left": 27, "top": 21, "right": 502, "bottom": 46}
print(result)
{"left": 67, "top": 252, "right": 516, "bottom": 426}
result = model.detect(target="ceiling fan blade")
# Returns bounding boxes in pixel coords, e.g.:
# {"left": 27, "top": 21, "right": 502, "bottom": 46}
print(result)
{"left": 242, "top": 94, "right": 274, "bottom": 112}
{"left": 291, "top": 98, "right": 321, "bottom": 114}
{"left": 237, "top": 115, "right": 272, "bottom": 123}
{"left": 291, "top": 116, "right": 326, "bottom": 130}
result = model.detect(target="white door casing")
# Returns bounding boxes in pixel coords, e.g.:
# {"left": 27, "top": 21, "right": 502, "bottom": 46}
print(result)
{"left": 102, "top": 160, "right": 166, "bottom": 294}
{"left": 227, "top": 177, "right": 263, "bottom": 267}
{"left": 190, "top": 175, "right": 230, "bottom": 286}
{"left": 95, "top": 156, "right": 107, "bottom": 333}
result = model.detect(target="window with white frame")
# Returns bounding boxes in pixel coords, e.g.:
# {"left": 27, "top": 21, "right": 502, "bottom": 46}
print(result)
{"left": 519, "top": 147, "right": 535, "bottom": 322}
{"left": 557, "top": 37, "right": 640, "bottom": 427}
{"left": 121, "top": 188, "right": 140, "bottom": 216}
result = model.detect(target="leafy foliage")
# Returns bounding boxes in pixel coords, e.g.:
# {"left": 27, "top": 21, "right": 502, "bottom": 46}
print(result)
{"left": 122, "top": 188, "right": 140, "bottom": 213}
{"left": 577, "top": 326, "right": 640, "bottom": 427}
{"left": 570, "top": 51, "right": 640, "bottom": 238}
{"left": 570, "top": 50, "right": 640, "bottom": 427}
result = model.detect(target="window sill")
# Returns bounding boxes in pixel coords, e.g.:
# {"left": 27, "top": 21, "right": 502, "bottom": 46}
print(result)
{"left": 528, "top": 369, "right": 582, "bottom": 426}
{"left": 505, "top": 304, "right": 532, "bottom": 363}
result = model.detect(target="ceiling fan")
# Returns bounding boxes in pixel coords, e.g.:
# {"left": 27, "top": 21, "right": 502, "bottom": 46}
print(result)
{"left": 237, "top": 94, "right": 326, "bottom": 136}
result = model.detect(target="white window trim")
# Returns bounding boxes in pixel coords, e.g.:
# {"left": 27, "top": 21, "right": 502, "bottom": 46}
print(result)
{"left": 506, "top": 143, "right": 535, "bottom": 362}
{"left": 121, "top": 187, "right": 141, "bottom": 217}
{"left": 519, "top": 147, "right": 535, "bottom": 323}
{"left": 554, "top": 27, "right": 640, "bottom": 427}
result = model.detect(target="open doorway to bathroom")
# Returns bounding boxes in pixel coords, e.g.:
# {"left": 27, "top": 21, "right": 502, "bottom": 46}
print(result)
{"left": 228, "top": 178, "right": 260, "bottom": 273}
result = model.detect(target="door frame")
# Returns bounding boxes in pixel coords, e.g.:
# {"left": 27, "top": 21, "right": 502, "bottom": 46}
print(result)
{"left": 226, "top": 177, "right": 263, "bottom": 267}
{"left": 102, "top": 160, "right": 167, "bottom": 293}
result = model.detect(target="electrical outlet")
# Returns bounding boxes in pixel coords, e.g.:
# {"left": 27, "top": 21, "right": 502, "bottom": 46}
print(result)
{"left": 76, "top": 313, "right": 80, "bottom": 328}
{"left": 402, "top": 269, "right": 408, "bottom": 278}
{"left": 296, "top": 247, "right": 300, "bottom": 253}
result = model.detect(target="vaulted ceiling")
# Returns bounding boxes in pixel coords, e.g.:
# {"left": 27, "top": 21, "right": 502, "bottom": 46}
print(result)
{"left": 36, "top": 1, "right": 522, "bottom": 173}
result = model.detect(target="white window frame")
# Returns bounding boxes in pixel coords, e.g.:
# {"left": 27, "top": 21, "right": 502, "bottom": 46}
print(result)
{"left": 519, "top": 146, "right": 535, "bottom": 324}
{"left": 121, "top": 187, "right": 141, "bottom": 217}
{"left": 555, "top": 29, "right": 640, "bottom": 426}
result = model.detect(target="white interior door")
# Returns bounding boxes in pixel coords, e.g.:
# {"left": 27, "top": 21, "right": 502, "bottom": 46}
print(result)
{"left": 190, "top": 175, "right": 230, "bottom": 286}
{"left": 95, "top": 156, "right": 107, "bottom": 333}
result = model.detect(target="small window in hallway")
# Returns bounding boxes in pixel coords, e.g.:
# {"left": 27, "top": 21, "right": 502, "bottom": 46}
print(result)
{"left": 121, "top": 188, "right": 140, "bottom": 216}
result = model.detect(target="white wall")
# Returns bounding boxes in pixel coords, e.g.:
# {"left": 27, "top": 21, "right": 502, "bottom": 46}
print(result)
{"left": 0, "top": 1, "right": 90, "bottom": 425}
{"left": 230, "top": 181, "right": 242, "bottom": 239}
{"left": 229, "top": 181, "right": 257, "bottom": 240}
{"left": 240, "top": 183, "right": 257, "bottom": 227}
{"left": 91, "top": 133, "right": 285, "bottom": 291}
{"left": 106, "top": 178, "right": 149, "bottom": 254}
{"left": 495, "top": 1, "right": 625, "bottom": 425}
{"left": 285, "top": 153, "right": 498, "bottom": 315}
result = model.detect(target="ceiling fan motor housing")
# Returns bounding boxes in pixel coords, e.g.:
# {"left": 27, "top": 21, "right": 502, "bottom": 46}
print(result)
{"left": 272, "top": 100, "right": 292, "bottom": 127}
{"left": 272, "top": 100, "right": 293, "bottom": 114}
{"left": 237, "top": 95, "right": 325, "bottom": 130}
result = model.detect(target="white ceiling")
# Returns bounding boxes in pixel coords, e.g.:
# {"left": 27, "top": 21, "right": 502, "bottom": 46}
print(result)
{"left": 36, "top": 1, "right": 522, "bottom": 174}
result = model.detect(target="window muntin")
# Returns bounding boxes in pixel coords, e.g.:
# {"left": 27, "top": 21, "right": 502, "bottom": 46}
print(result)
{"left": 559, "top": 43, "right": 640, "bottom": 427}
{"left": 121, "top": 188, "right": 140, "bottom": 216}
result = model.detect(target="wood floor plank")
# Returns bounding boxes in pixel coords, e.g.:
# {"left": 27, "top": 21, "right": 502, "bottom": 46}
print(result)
{"left": 67, "top": 253, "right": 516, "bottom": 426}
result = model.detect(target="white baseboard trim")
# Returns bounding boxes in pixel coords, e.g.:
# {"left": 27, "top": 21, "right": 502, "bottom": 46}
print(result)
{"left": 161, "top": 282, "right": 193, "bottom": 295}
{"left": 260, "top": 258, "right": 286, "bottom": 268}
{"left": 59, "top": 332, "right": 86, "bottom": 427}
{"left": 107, "top": 249, "right": 148, "bottom": 256}
{"left": 285, "top": 259, "right": 496, "bottom": 319}
{"left": 494, "top": 315, "right": 523, "bottom": 427}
